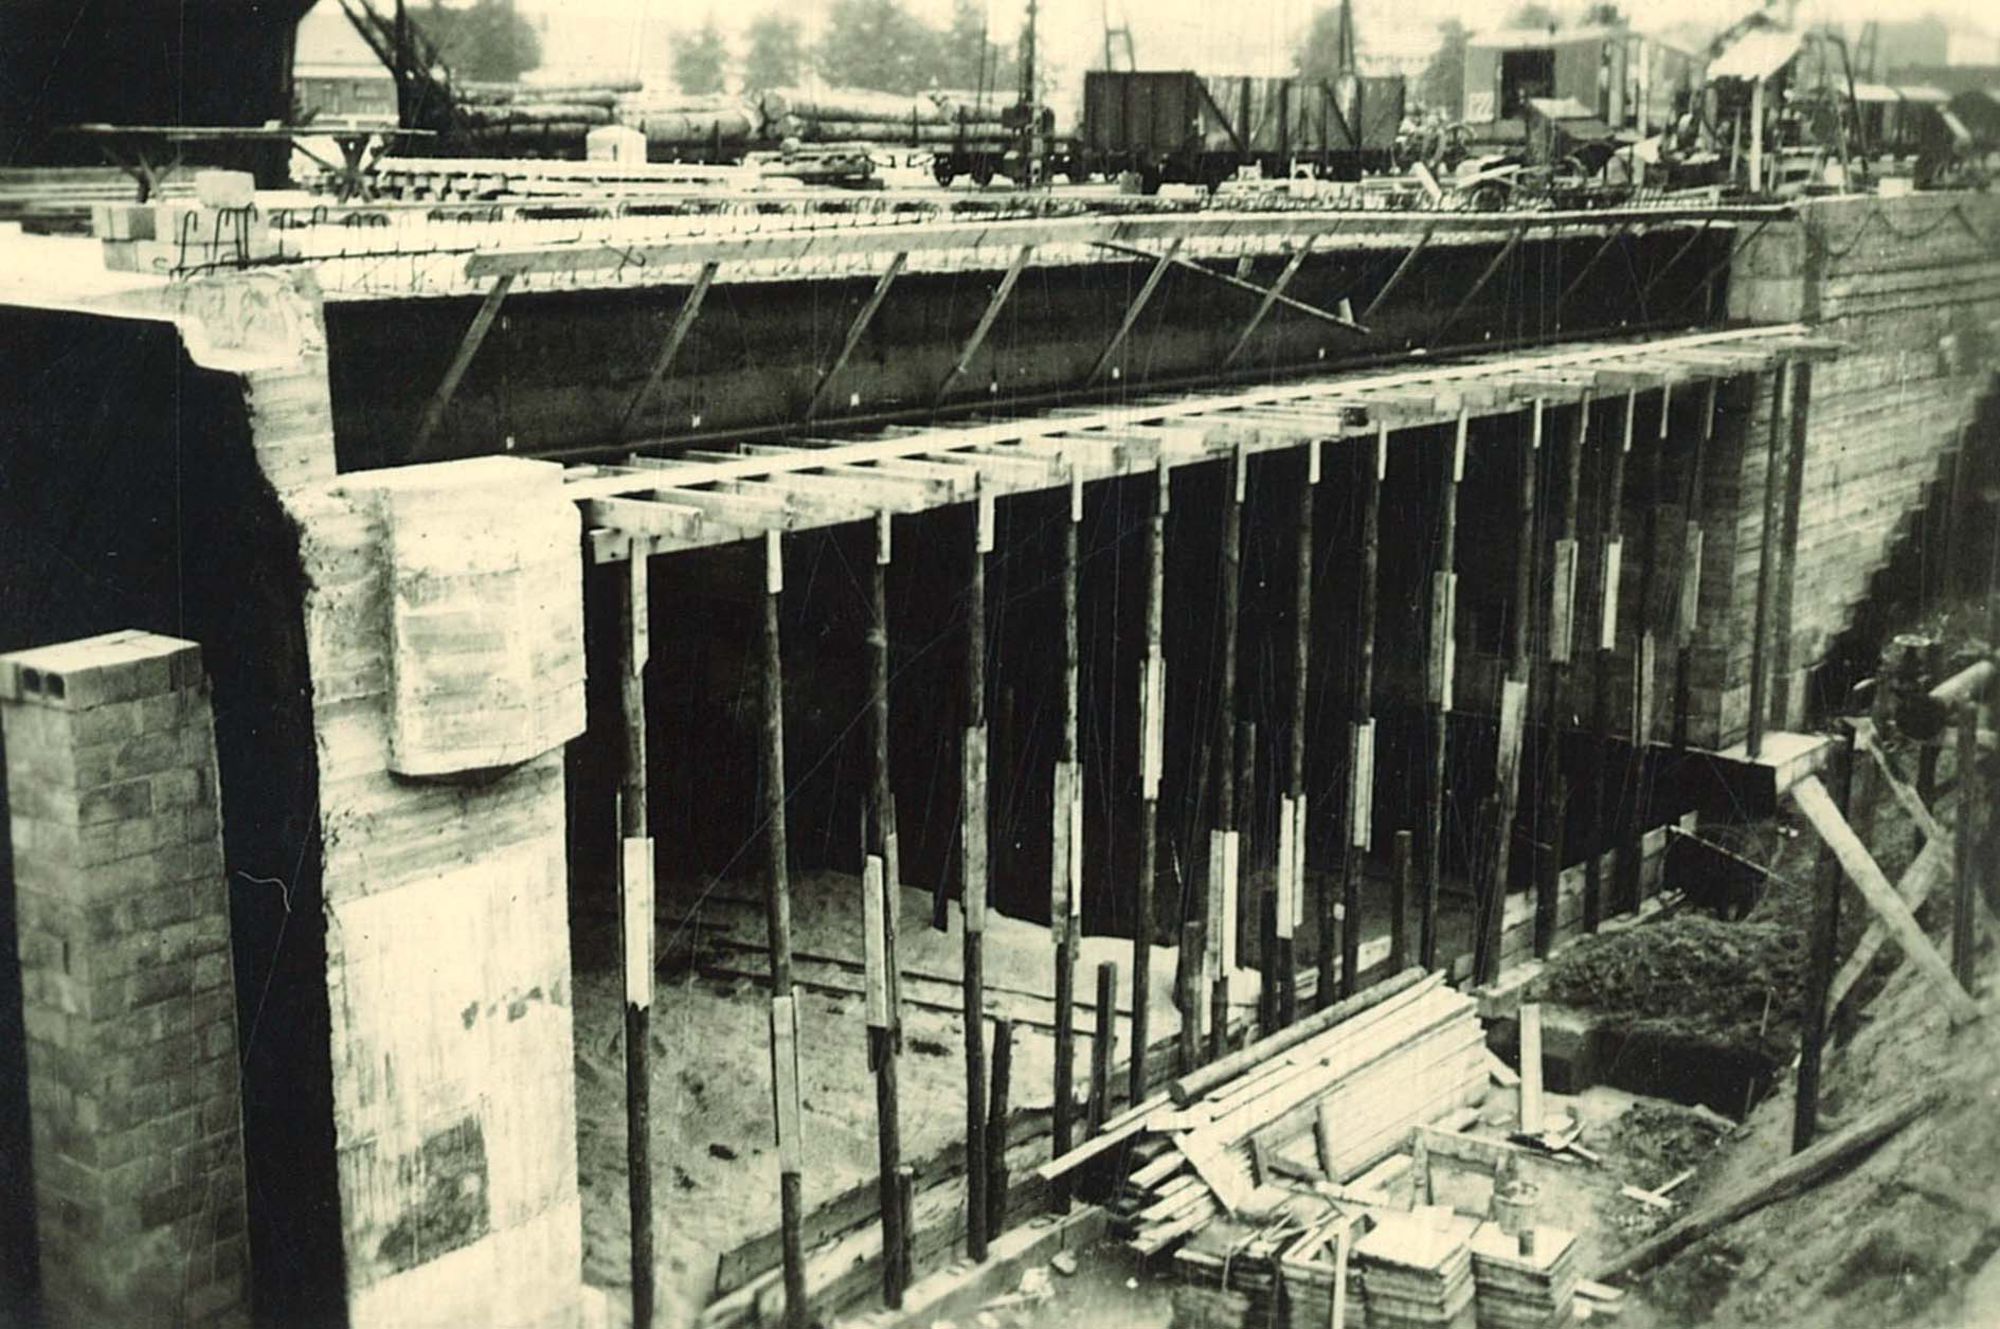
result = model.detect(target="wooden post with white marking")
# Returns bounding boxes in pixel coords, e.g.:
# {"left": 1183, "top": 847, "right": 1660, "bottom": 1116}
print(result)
{"left": 616, "top": 552, "right": 656, "bottom": 1329}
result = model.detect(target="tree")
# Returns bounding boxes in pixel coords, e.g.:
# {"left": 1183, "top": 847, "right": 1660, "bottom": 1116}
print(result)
{"left": 1504, "top": 3, "right": 1560, "bottom": 31}
{"left": 1419, "top": 18, "right": 1469, "bottom": 117}
{"left": 672, "top": 19, "right": 728, "bottom": 95}
{"left": 1582, "top": 4, "right": 1624, "bottom": 25}
{"left": 420, "top": 0, "right": 541, "bottom": 83}
{"left": 816, "top": 0, "right": 942, "bottom": 95}
{"left": 743, "top": 12, "right": 804, "bottom": 92}
{"left": 943, "top": 0, "right": 1016, "bottom": 99}
{"left": 1295, "top": 1, "right": 1358, "bottom": 81}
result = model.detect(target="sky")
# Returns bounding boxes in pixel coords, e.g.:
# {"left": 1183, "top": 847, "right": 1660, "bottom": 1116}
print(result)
{"left": 303, "top": 0, "right": 2000, "bottom": 103}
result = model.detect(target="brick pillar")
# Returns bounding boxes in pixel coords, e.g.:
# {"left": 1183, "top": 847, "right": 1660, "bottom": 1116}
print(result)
{"left": 1, "top": 630, "right": 249, "bottom": 1329}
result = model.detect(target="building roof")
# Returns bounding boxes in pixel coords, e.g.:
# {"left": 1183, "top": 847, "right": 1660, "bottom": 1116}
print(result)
{"left": 1468, "top": 24, "right": 1621, "bottom": 52}
{"left": 1709, "top": 29, "right": 1803, "bottom": 81}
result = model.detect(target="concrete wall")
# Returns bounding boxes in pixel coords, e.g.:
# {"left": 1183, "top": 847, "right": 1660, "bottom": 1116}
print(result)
{"left": 291, "top": 456, "right": 585, "bottom": 1328}
{"left": 324, "top": 227, "right": 1731, "bottom": 470}
{"left": 0, "top": 271, "right": 590, "bottom": 1326}
{"left": 1, "top": 631, "right": 249, "bottom": 1328}
{"left": 1716, "top": 192, "right": 2000, "bottom": 744}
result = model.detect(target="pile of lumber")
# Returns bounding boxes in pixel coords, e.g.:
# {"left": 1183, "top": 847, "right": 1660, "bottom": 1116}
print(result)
{"left": 1279, "top": 1213, "right": 1371, "bottom": 1329}
{"left": 1106, "top": 972, "right": 1487, "bottom": 1255}
{"left": 1353, "top": 1210, "right": 1480, "bottom": 1329}
{"left": 1170, "top": 1211, "right": 1307, "bottom": 1329}
{"left": 1467, "top": 1223, "right": 1579, "bottom": 1329}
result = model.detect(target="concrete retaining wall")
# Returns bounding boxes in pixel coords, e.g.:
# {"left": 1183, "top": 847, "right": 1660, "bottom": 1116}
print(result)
{"left": 1715, "top": 192, "right": 2000, "bottom": 744}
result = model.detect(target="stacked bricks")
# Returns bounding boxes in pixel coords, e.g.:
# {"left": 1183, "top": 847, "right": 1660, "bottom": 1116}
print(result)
{"left": 0, "top": 630, "right": 249, "bottom": 1329}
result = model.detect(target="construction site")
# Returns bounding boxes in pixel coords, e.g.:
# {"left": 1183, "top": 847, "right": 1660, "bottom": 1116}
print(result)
{"left": 3, "top": 1, "right": 2000, "bottom": 1327}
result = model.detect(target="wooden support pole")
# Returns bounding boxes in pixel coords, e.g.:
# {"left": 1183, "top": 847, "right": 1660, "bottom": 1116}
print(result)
{"left": 1238, "top": 719, "right": 1259, "bottom": 1020}
{"left": 1089, "top": 963, "right": 1118, "bottom": 1137}
{"left": 1519, "top": 1001, "right": 1544, "bottom": 1135}
{"left": 937, "top": 244, "right": 1034, "bottom": 404}
{"left": 1390, "top": 830, "right": 1412, "bottom": 974}
{"left": 1338, "top": 426, "right": 1383, "bottom": 1001}
{"left": 1791, "top": 775, "right": 1981, "bottom": 1022}
{"left": 1795, "top": 727, "right": 1850, "bottom": 1154}
{"left": 616, "top": 554, "right": 656, "bottom": 1329}
{"left": 986, "top": 1018, "right": 1013, "bottom": 1240}
{"left": 1479, "top": 403, "right": 1542, "bottom": 986}
{"left": 1635, "top": 220, "right": 1714, "bottom": 304}
{"left": 1259, "top": 890, "right": 1280, "bottom": 1037}
{"left": 1585, "top": 391, "right": 1633, "bottom": 932}
{"left": 1673, "top": 380, "right": 1719, "bottom": 750}
{"left": 806, "top": 252, "right": 908, "bottom": 419}
{"left": 1213, "top": 446, "right": 1247, "bottom": 1037}
{"left": 863, "top": 855, "right": 906, "bottom": 1305}
{"left": 865, "top": 512, "right": 910, "bottom": 1302}
{"left": 1552, "top": 223, "right": 1632, "bottom": 319}
{"left": 1538, "top": 393, "right": 1590, "bottom": 956}
{"left": 412, "top": 272, "right": 515, "bottom": 458}
{"left": 1955, "top": 702, "right": 1981, "bottom": 990}
{"left": 1223, "top": 238, "right": 1315, "bottom": 367}
{"left": 1133, "top": 461, "right": 1167, "bottom": 1103}
{"left": 1748, "top": 366, "right": 1789, "bottom": 760}
{"left": 1615, "top": 387, "right": 1667, "bottom": 917}
{"left": 1089, "top": 238, "right": 1185, "bottom": 385}
{"left": 759, "top": 532, "right": 808, "bottom": 1329}
{"left": 1284, "top": 442, "right": 1312, "bottom": 1025}
{"left": 620, "top": 259, "right": 718, "bottom": 439}
{"left": 1052, "top": 464, "right": 1083, "bottom": 1209}
{"left": 1423, "top": 413, "right": 1466, "bottom": 971}
{"left": 963, "top": 500, "right": 991, "bottom": 1261}
{"left": 1361, "top": 224, "right": 1436, "bottom": 320}
{"left": 1178, "top": 919, "right": 1203, "bottom": 1073}
{"left": 1437, "top": 225, "right": 1526, "bottom": 340}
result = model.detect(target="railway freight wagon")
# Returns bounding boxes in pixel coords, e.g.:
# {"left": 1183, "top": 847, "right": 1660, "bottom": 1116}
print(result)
{"left": 1462, "top": 24, "right": 1699, "bottom": 146}
{"left": 1081, "top": 69, "right": 1405, "bottom": 191}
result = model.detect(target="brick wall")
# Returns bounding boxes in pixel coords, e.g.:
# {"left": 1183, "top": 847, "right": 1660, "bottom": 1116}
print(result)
{"left": 0, "top": 631, "right": 248, "bottom": 1328}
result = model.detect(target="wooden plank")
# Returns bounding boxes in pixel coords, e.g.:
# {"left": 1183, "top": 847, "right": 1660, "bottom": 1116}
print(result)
{"left": 1790, "top": 776, "right": 1979, "bottom": 1022}
{"left": 1223, "top": 237, "right": 1316, "bottom": 367}
{"left": 937, "top": 243, "right": 1034, "bottom": 403}
{"left": 1169, "top": 968, "right": 1434, "bottom": 1106}
{"left": 1519, "top": 1002, "right": 1543, "bottom": 1134}
{"left": 567, "top": 324, "right": 1823, "bottom": 504}
{"left": 1089, "top": 237, "right": 1185, "bottom": 385}
{"left": 584, "top": 495, "right": 706, "bottom": 542}
{"left": 412, "top": 272, "right": 515, "bottom": 458}
{"left": 620, "top": 258, "right": 718, "bottom": 439}
{"left": 805, "top": 251, "right": 908, "bottom": 418}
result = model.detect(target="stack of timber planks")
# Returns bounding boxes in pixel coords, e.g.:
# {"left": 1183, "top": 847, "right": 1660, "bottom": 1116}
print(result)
{"left": 1352, "top": 1210, "right": 1481, "bottom": 1329}
{"left": 1170, "top": 1209, "right": 1317, "bottom": 1329}
{"left": 1467, "top": 1223, "right": 1580, "bottom": 1329}
{"left": 1115, "top": 973, "right": 1487, "bottom": 1256}
{"left": 1280, "top": 1213, "right": 1371, "bottom": 1329}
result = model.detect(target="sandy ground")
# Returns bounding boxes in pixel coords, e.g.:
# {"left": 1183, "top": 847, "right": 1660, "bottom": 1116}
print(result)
{"left": 572, "top": 868, "right": 1260, "bottom": 1328}
{"left": 570, "top": 854, "right": 1488, "bottom": 1328}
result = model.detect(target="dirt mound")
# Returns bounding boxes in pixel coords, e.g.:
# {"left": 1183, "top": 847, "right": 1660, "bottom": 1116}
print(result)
{"left": 1528, "top": 913, "right": 1808, "bottom": 1061}
{"left": 1622, "top": 925, "right": 2000, "bottom": 1328}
